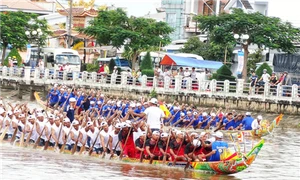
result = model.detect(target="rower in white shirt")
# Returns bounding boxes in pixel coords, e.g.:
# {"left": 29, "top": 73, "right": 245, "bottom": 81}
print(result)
{"left": 251, "top": 115, "right": 263, "bottom": 130}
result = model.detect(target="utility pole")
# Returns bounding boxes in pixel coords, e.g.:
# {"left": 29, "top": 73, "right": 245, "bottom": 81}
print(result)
{"left": 68, "top": 0, "right": 73, "bottom": 48}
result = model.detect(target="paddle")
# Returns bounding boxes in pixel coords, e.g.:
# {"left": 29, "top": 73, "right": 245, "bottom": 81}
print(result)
{"left": 53, "top": 122, "right": 63, "bottom": 151}
{"left": 78, "top": 133, "right": 88, "bottom": 155}
{"left": 25, "top": 121, "right": 36, "bottom": 147}
{"left": 10, "top": 123, "right": 19, "bottom": 145}
{"left": 44, "top": 134, "right": 51, "bottom": 151}
{"left": 109, "top": 140, "right": 120, "bottom": 160}
{"left": 33, "top": 121, "right": 48, "bottom": 149}
{"left": 162, "top": 129, "right": 171, "bottom": 164}
{"left": 139, "top": 126, "right": 148, "bottom": 163}
{"left": 60, "top": 124, "right": 73, "bottom": 153}
{"left": 101, "top": 139, "right": 109, "bottom": 159}
{"left": 88, "top": 126, "right": 103, "bottom": 156}
{"left": 172, "top": 136, "right": 184, "bottom": 166}
{"left": 71, "top": 130, "right": 80, "bottom": 155}
{"left": 149, "top": 138, "right": 159, "bottom": 164}
{"left": 119, "top": 125, "right": 133, "bottom": 160}
{"left": 19, "top": 121, "right": 27, "bottom": 147}
{"left": 184, "top": 138, "right": 200, "bottom": 171}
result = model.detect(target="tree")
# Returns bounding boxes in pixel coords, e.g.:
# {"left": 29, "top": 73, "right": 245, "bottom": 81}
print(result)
{"left": 140, "top": 52, "right": 153, "bottom": 70}
{"left": 195, "top": 8, "right": 300, "bottom": 79}
{"left": 256, "top": 63, "right": 272, "bottom": 78}
{"left": 79, "top": 8, "right": 173, "bottom": 68}
{"left": 180, "top": 36, "right": 233, "bottom": 62}
{"left": 247, "top": 49, "right": 263, "bottom": 75}
{"left": 0, "top": 11, "right": 50, "bottom": 63}
{"left": 212, "top": 65, "right": 236, "bottom": 81}
{"left": 108, "top": 58, "right": 116, "bottom": 73}
{"left": 3, "top": 48, "right": 22, "bottom": 66}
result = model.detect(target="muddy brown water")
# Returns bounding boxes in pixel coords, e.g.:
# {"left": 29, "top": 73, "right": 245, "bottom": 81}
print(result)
{"left": 0, "top": 89, "right": 299, "bottom": 180}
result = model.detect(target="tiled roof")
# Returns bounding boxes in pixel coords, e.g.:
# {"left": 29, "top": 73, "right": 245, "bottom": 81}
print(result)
{"left": 0, "top": 0, "right": 47, "bottom": 11}
{"left": 241, "top": 0, "right": 253, "bottom": 10}
{"left": 57, "top": 7, "right": 98, "bottom": 17}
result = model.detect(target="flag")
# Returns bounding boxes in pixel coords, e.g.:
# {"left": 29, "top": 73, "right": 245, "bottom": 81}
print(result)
{"left": 158, "top": 101, "right": 171, "bottom": 118}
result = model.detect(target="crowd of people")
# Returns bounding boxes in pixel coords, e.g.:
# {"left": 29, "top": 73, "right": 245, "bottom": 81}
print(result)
{"left": 0, "top": 84, "right": 266, "bottom": 163}
{"left": 249, "top": 69, "right": 293, "bottom": 95}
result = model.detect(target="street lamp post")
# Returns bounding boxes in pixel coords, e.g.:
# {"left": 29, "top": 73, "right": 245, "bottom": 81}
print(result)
{"left": 234, "top": 33, "right": 249, "bottom": 79}
{"left": 25, "top": 28, "right": 43, "bottom": 67}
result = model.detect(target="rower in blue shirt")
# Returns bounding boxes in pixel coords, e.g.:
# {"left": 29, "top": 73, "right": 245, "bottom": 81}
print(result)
{"left": 49, "top": 86, "right": 59, "bottom": 107}
{"left": 242, "top": 112, "right": 254, "bottom": 130}
{"left": 203, "top": 132, "right": 228, "bottom": 161}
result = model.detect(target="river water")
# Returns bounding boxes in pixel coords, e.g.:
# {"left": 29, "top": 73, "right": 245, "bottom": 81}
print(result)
{"left": 0, "top": 90, "right": 299, "bottom": 180}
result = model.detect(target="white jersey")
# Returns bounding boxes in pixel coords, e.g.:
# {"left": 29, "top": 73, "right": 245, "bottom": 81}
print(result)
{"left": 16, "top": 121, "right": 26, "bottom": 138}
{"left": 79, "top": 128, "right": 88, "bottom": 147}
{"left": 144, "top": 106, "right": 165, "bottom": 129}
{"left": 50, "top": 124, "right": 63, "bottom": 144}
{"left": 109, "top": 130, "right": 120, "bottom": 151}
{"left": 26, "top": 123, "right": 37, "bottom": 141}
{"left": 70, "top": 127, "right": 80, "bottom": 145}
{"left": 100, "top": 129, "right": 110, "bottom": 147}
{"left": 63, "top": 126, "right": 72, "bottom": 145}
{"left": 5, "top": 116, "right": 14, "bottom": 135}
{"left": 87, "top": 128, "right": 101, "bottom": 148}
{"left": 37, "top": 120, "right": 46, "bottom": 140}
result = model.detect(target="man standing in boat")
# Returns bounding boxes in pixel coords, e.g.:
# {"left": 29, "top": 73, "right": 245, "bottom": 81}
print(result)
{"left": 242, "top": 112, "right": 254, "bottom": 130}
{"left": 130, "top": 98, "right": 165, "bottom": 133}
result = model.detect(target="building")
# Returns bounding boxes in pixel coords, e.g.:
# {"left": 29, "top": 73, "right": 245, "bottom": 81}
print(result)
{"left": 0, "top": 0, "right": 54, "bottom": 15}
{"left": 161, "top": 0, "right": 229, "bottom": 40}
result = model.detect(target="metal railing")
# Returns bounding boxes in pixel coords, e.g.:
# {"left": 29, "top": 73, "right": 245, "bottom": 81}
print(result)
{"left": 0, "top": 66, "right": 299, "bottom": 103}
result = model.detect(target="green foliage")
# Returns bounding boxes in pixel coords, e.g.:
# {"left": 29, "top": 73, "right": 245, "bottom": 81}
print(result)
{"left": 195, "top": 8, "right": 300, "bottom": 78}
{"left": 141, "top": 69, "right": 154, "bottom": 77}
{"left": 86, "top": 59, "right": 99, "bottom": 72}
{"left": 255, "top": 63, "right": 272, "bottom": 78}
{"left": 108, "top": 58, "right": 116, "bottom": 73}
{"left": 247, "top": 49, "right": 263, "bottom": 76}
{"left": 3, "top": 48, "right": 22, "bottom": 66}
{"left": 212, "top": 65, "right": 236, "bottom": 81}
{"left": 180, "top": 36, "right": 233, "bottom": 61}
{"left": 79, "top": 8, "right": 173, "bottom": 67}
{"left": 0, "top": 11, "right": 50, "bottom": 62}
{"left": 149, "top": 88, "right": 157, "bottom": 98}
{"left": 140, "top": 52, "right": 153, "bottom": 70}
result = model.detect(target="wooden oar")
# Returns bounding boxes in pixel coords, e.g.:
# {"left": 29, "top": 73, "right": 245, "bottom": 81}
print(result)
{"left": 149, "top": 139, "right": 159, "bottom": 164}
{"left": 71, "top": 133, "right": 80, "bottom": 155}
{"left": 44, "top": 134, "right": 51, "bottom": 151}
{"left": 53, "top": 123, "right": 63, "bottom": 151}
{"left": 109, "top": 141, "right": 120, "bottom": 160}
{"left": 88, "top": 127, "right": 102, "bottom": 156}
{"left": 33, "top": 121, "right": 48, "bottom": 149}
{"left": 60, "top": 125, "right": 73, "bottom": 153}
{"left": 101, "top": 139, "right": 109, "bottom": 158}
{"left": 25, "top": 121, "right": 36, "bottom": 147}
{"left": 0, "top": 115, "right": 12, "bottom": 142}
{"left": 172, "top": 138, "right": 184, "bottom": 166}
{"left": 162, "top": 129, "right": 171, "bottom": 164}
{"left": 139, "top": 126, "right": 148, "bottom": 163}
{"left": 19, "top": 122, "right": 26, "bottom": 147}
{"left": 78, "top": 134, "right": 88, "bottom": 155}
{"left": 10, "top": 124, "right": 19, "bottom": 145}
{"left": 184, "top": 138, "right": 200, "bottom": 171}
{"left": 119, "top": 126, "right": 133, "bottom": 160}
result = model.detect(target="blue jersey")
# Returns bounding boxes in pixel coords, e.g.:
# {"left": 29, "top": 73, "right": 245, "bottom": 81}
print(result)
{"left": 199, "top": 116, "right": 211, "bottom": 129}
{"left": 49, "top": 90, "right": 59, "bottom": 104}
{"left": 242, "top": 116, "right": 254, "bottom": 130}
{"left": 170, "top": 111, "right": 181, "bottom": 126}
{"left": 209, "top": 141, "right": 229, "bottom": 161}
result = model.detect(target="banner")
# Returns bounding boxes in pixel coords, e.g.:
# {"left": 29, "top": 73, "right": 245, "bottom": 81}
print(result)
{"left": 25, "top": 44, "right": 31, "bottom": 63}
{"left": 237, "top": 50, "right": 244, "bottom": 75}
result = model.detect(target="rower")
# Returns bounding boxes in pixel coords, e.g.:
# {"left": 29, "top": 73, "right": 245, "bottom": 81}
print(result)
{"left": 78, "top": 122, "right": 90, "bottom": 152}
{"left": 134, "top": 131, "right": 146, "bottom": 159}
{"left": 118, "top": 122, "right": 136, "bottom": 158}
{"left": 145, "top": 131, "right": 161, "bottom": 160}
{"left": 223, "top": 113, "right": 234, "bottom": 130}
{"left": 201, "top": 132, "right": 228, "bottom": 161}
{"left": 252, "top": 115, "right": 263, "bottom": 131}
{"left": 108, "top": 123, "right": 122, "bottom": 157}
{"left": 242, "top": 112, "right": 254, "bottom": 130}
{"left": 3, "top": 111, "right": 14, "bottom": 140}
{"left": 87, "top": 121, "right": 101, "bottom": 154}
{"left": 62, "top": 118, "right": 72, "bottom": 150}
{"left": 169, "top": 131, "right": 188, "bottom": 161}
{"left": 24, "top": 115, "right": 37, "bottom": 144}
{"left": 35, "top": 113, "right": 46, "bottom": 146}
{"left": 70, "top": 120, "right": 81, "bottom": 152}
{"left": 50, "top": 117, "right": 63, "bottom": 148}
{"left": 184, "top": 139, "right": 202, "bottom": 162}
{"left": 43, "top": 114, "right": 55, "bottom": 146}
{"left": 66, "top": 98, "right": 76, "bottom": 123}
{"left": 15, "top": 114, "right": 26, "bottom": 141}
{"left": 158, "top": 132, "right": 171, "bottom": 161}
{"left": 100, "top": 121, "right": 110, "bottom": 155}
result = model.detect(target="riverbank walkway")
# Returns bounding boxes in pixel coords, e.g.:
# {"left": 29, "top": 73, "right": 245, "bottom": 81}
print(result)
{"left": 0, "top": 66, "right": 299, "bottom": 104}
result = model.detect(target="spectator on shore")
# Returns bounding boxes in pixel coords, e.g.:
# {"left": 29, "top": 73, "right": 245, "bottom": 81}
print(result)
{"left": 98, "top": 63, "right": 104, "bottom": 74}
{"left": 104, "top": 63, "right": 110, "bottom": 74}
{"left": 256, "top": 69, "right": 270, "bottom": 94}
{"left": 275, "top": 72, "right": 285, "bottom": 85}
{"left": 249, "top": 72, "right": 258, "bottom": 94}
{"left": 269, "top": 72, "right": 278, "bottom": 94}
{"left": 112, "top": 66, "right": 118, "bottom": 74}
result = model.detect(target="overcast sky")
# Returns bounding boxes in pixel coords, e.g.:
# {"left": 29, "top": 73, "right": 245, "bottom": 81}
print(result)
{"left": 93, "top": 0, "right": 300, "bottom": 27}
{"left": 95, "top": 0, "right": 161, "bottom": 17}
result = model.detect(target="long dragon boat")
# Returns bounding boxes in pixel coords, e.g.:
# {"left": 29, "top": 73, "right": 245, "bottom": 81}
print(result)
{"left": 33, "top": 92, "right": 283, "bottom": 138}
{"left": 0, "top": 139, "right": 264, "bottom": 174}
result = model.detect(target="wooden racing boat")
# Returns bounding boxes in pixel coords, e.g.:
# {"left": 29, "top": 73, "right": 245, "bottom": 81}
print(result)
{"left": 178, "top": 114, "right": 283, "bottom": 138}
{"left": 1, "top": 139, "right": 264, "bottom": 175}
